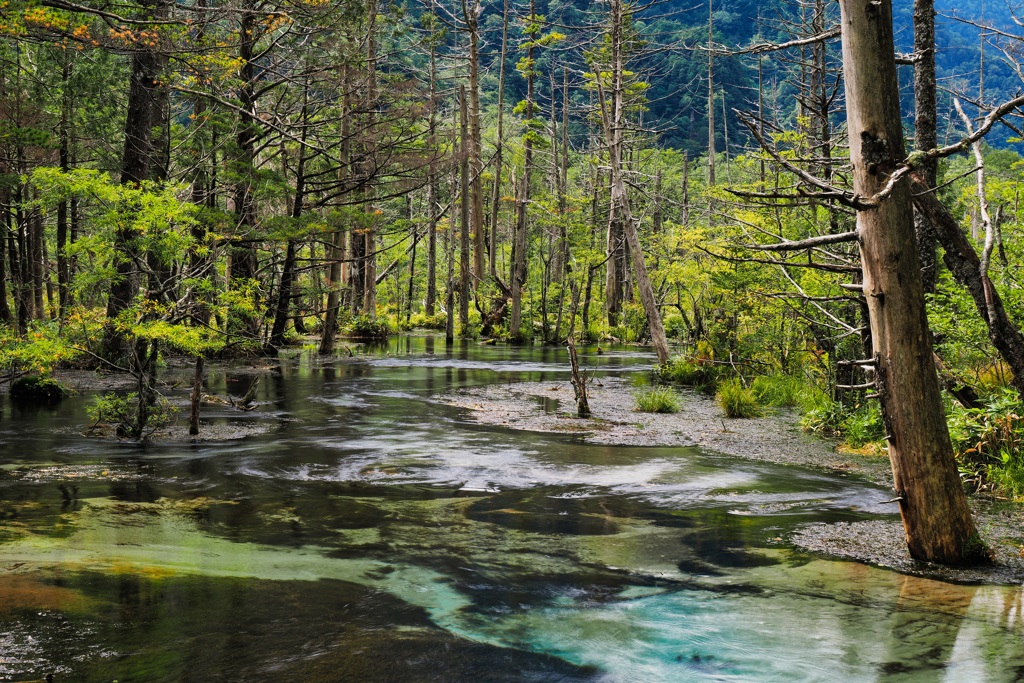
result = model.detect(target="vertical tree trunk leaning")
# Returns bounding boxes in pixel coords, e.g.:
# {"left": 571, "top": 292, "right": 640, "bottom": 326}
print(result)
{"left": 838, "top": 0, "right": 982, "bottom": 565}
{"left": 597, "top": 0, "right": 670, "bottom": 364}
{"left": 913, "top": 0, "right": 938, "bottom": 293}
{"left": 508, "top": 0, "right": 537, "bottom": 343}
{"left": 425, "top": 31, "right": 439, "bottom": 314}
{"left": 487, "top": 0, "right": 509, "bottom": 280}
{"left": 459, "top": 85, "right": 471, "bottom": 333}
{"left": 320, "top": 65, "right": 352, "bottom": 354}
{"left": 462, "top": 0, "right": 486, "bottom": 285}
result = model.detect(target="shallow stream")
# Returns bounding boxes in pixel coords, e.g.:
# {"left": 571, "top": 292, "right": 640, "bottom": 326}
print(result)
{"left": 1, "top": 337, "right": 1022, "bottom": 681}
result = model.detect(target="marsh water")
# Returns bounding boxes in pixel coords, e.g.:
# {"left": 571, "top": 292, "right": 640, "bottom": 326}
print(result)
{"left": 1, "top": 336, "right": 1023, "bottom": 682}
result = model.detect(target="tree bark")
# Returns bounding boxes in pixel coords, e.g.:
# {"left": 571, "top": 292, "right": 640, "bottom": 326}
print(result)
{"left": 459, "top": 85, "right": 471, "bottom": 333}
{"left": 913, "top": 0, "right": 939, "bottom": 292}
{"left": 597, "top": 0, "right": 670, "bottom": 364}
{"left": 839, "top": 0, "right": 981, "bottom": 564}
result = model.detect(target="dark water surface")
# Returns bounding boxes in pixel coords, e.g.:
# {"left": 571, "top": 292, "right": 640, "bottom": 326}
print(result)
{"left": 1, "top": 337, "right": 1022, "bottom": 682}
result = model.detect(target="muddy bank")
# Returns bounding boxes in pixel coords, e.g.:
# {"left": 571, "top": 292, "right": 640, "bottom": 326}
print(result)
{"left": 443, "top": 377, "right": 1024, "bottom": 584}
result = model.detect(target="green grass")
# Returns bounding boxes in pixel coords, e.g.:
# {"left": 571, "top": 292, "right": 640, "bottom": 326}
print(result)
{"left": 634, "top": 386, "right": 682, "bottom": 413}
{"left": 716, "top": 379, "right": 762, "bottom": 418}
{"left": 659, "top": 355, "right": 723, "bottom": 393}
{"left": 750, "top": 374, "right": 803, "bottom": 408}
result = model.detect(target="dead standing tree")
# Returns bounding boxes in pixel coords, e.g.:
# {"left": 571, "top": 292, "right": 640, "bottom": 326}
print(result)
{"left": 728, "top": 1, "right": 985, "bottom": 564}
{"left": 837, "top": 0, "right": 980, "bottom": 564}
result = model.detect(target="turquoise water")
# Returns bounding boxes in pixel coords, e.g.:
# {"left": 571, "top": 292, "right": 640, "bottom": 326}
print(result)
{"left": 0, "top": 337, "right": 1021, "bottom": 681}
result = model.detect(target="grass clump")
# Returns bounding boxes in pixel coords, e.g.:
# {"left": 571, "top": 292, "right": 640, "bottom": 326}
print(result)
{"left": 750, "top": 374, "right": 803, "bottom": 408}
{"left": 634, "top": 386, "right": 682, "bottom": 413}
{"left": 716, "top": 379, "right": 762, "bottom": 418}
{"left": 659, "top": 355, "right": 723, "bottom": 393}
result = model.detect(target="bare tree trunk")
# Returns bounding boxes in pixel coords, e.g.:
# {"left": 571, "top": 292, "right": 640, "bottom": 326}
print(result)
{"left": 426, "top": 32, "right": 439, "bottom": 314}
{"left": 839, "top": 0, "right": 981, "bottom": 565}
{"left": 488, "top": 0, "right": 509, "bottom": 280}
{"left": 189, "top": 356, "right": 204, "bottom": 436}
{"left": 707, "top": 0, "right": 716, "bottom": 187}
{"left": 459, "top": 85, "right": 471, "bottom": 333}
{"left": 321, "top": 65, "right": 352, "bottom": 354}
{"left": 914, "top": 0, "right": 938, "bottom": 293}
{"left": 462, "top": 0, "right": 486, "bottom": 285}
{"left": 596, "top": 0, "right": 670, "bottom": 364}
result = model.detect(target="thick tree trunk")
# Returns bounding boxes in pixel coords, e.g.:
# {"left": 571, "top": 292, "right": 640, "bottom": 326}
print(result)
{"left": 839, "top": 0, "right": 981, "bottom": 564}
{"left": 509, "top": 2, "right": 536, "bottom": 343}
{"left": 229, "top": 1, "right": 261, "bottom": 339}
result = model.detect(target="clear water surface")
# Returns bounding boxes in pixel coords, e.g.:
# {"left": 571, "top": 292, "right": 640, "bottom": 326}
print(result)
{"left": 0, "top": 336, "right": 1022, "bottom": 682}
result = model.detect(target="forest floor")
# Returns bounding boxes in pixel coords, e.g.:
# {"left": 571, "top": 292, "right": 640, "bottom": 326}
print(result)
{"left": 443, "top": 376, "right": 1024, "bottom": 584}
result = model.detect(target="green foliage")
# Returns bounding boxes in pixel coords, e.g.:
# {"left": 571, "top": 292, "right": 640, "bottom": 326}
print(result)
{"left": 0, "top": 321, "right": 86, "bottom": 376}
{"left": 659, "top": 354, "right": 723, "bottom": 393}
{"left": 634, "top": 385, "right": 681, "bottom": 413}
{"left": 948, "top": 389, "right": 1024, "bottom": 497}
{"left": 343, "top": 315, "right": 392, "bottom": 341}
{"left": 800, "top": 396, "right": 884, "bottom": 449}
{"left": 9, "top": 375, "right": 68, "bottom": 402}
{"left": 408, "top": 311, "right": 447, "bottom": 330}
{"left": 716, "top": 379, "right": 761, "bottom": 418}
{"left": 86, "top": 392, "right": 176, "bottom": 439}
{"left": 750, "top": 374, "right": 803, "bottom": 408}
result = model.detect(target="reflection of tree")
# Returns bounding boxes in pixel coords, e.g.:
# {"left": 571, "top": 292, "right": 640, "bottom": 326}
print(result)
{"left": 878, "top": 575, "right": 972, "bottom": 678}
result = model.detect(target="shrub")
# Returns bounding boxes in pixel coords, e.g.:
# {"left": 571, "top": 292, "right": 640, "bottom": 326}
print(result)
{"left": 717, "top": 379, "right": 762, "bottom": 418}
{"left": 841, "top": 402, "right": 885, "bottom": 448}
{"left": 948, "top": 389, "right": 1024, "bottom": 496}
{"left": 9, "top": 375, "right": 68, "bottom": 402}
{"left": 663, "top": 315, "right": 688, "bottom": 340}
{"left": 86, "top": 392, "right": 176, "bottom": 439}
{"left": 581, "top": 322, "right": 603, "bottom": 344}
{"left": 409, "top": 311, "right": 447, "bottom": 330}
{"left": 343, "top": 315, "right": 391, "bottom": 341}
{"left": 634, "top": 386, "right": 681, "bottom": 413}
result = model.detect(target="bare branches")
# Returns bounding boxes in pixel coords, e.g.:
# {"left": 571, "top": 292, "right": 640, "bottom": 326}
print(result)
{"left": 743, "top": 230, "right": 858, "bottom": 252}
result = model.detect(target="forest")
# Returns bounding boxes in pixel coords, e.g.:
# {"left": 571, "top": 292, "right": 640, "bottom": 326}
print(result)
{"left": 3, "top": 0, "right": 1024, "bottom": 570}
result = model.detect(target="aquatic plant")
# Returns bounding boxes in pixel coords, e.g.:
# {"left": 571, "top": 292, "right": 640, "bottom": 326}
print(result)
{"left": 634, "top": 386, "right": 681, "bottom": 413}
{"left": 716, "top": 379, "right": 761, "bottom": 418}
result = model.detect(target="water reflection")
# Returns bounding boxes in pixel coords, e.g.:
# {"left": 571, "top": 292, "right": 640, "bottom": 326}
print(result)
{"left": 0, "top": 337, "right": 1021, "bottom": 681}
